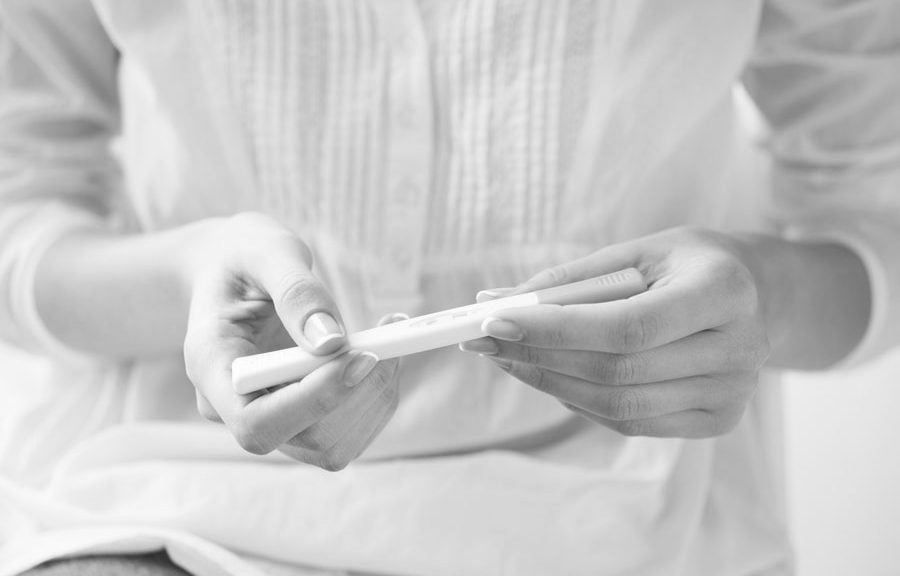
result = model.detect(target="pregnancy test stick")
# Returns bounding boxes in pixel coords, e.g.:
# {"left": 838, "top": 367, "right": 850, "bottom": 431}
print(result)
{"left": 232, "top": 268, "right": 646, "bottom": 394}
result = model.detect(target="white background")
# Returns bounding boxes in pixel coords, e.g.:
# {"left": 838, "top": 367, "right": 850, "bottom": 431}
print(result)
{"left": 783, "top": 350, "right": 900, "bottom": 576}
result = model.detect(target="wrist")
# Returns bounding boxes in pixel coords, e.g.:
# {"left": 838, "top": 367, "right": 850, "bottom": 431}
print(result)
{"left": 729, "top": 233, "right": 795, "bottom": 359}
{"left": 34, "top": 223, "right": 204, "bottom": 358}
{"left": 170, "top": 217, "right": 226, "bottom": 296}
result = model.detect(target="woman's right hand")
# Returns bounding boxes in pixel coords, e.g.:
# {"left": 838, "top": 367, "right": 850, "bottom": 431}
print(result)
{"left": 181, "top": 212, "right": 400, "bottom": 471}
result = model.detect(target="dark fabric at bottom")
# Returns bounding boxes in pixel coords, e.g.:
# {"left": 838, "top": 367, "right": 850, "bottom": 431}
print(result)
{"left": 19, "top": 551, "right": 191, "bottom": 576}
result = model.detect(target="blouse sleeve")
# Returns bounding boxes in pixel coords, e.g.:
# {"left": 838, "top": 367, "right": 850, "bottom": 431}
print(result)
{"left": 743, "top": 0, "right": 900, "bottom": 367}
{"left": 0, "top": 0, "right": 121, "bottom": 359}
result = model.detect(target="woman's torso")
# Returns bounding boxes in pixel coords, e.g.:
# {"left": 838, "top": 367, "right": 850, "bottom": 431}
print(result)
{"left": 2, "top": 3, "right": 791, "bottom": 574}
{"left": 91, "top": 0, "right": 767, "bottom": 455}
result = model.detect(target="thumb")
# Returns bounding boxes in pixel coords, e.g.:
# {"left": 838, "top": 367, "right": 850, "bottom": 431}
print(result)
{"left": 511, "top": 241, "right": 641, "bottom": 295}
{"left": 247, "top": 236, "right": 347, "bottom": 355}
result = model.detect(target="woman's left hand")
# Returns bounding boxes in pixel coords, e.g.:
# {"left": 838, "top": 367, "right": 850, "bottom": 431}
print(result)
{"left": 460, "top": 227, "right": 771, "bottom": 438}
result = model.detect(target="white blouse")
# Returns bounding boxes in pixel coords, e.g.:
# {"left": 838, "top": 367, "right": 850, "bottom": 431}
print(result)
{"left": 0, "top": 1, "right": 898, "bottom": 575}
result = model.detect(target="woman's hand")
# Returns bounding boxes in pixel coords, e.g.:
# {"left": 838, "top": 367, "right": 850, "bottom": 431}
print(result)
{"left": 461, "top": 228, "right": 772, "bottom": 438}
{"left": 181, "top": 212, "right": 400, "bottom": 470}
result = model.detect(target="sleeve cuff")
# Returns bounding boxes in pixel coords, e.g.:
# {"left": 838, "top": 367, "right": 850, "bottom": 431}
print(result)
{"left": 10, "top": 203, "right": 106, "bottom": 365}
{"left": 780, "top": 219, "right": 894, "bottom": 370}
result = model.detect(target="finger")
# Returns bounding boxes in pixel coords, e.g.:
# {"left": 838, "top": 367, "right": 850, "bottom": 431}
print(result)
{"left": 244, "top": 235, "right": 346, "bottom": 354}
{"left": 186, "top": 278, "right": 380, "bottom": 456}
{"left": 184, "top": 297, "right": 265, "bottom": 412}
{"left": 195, "top": 391, "right": 223, "bottom": 423}
{"left": 234, "top": 350, "right": 380, "bottom": 454}
{"left": 494, "top": 358, "right": 743, "bottom": 420}
{"left": 288, "top": 358, "right": 398, "bottom": 453}
{"left": 324, "top": 376, "right": 399, "bottom": 465}
{"left": 484, "top": 270, "right": 744, "bottom": 353}
{"left": 184, "top": 270, "right": 359, "bottom": 454}
{"left": 281, "top": 359, "right": 399, "bottom": 470}
{"left": 511, "top": 241, "right": 645, "bottom": 294}
{"left": 567, "top": 405, "right": 745, "bottom": 439}
{"left": 463, "top": 330, "right": 759, "bottom": 385}
{"left": 192, "top": 343, "right": 375, "bottom": 455}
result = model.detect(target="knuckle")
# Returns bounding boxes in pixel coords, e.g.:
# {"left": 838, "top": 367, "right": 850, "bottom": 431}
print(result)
{"left": 365, "top": 364, "right": 392, "bottom": 388}
{"left": 533, "top": 265, "right": 569, "bottom": 286}
{"left": 232, "top": 422, "right": 273, "bottom": 456}
{"left": 282, "top": 237, "right": 315, "bottom": 269}
{"left": 542, "top": 325, "right": 569, "bottom": 349}
{"left": 612, "top": 419, "right": 649, "bottom": 437}
{"left": 589, "top": 354, "right": 616, "bottom": 381}
{"left": 737, "top": 371, "right": 761, "bottom": 401}
{"left": 529, "top": 366, "right": 552, "bottom": 393}
{"left": 726, "top": 328, "right": 770, "bottom": 371}
{"left": 184, "top": 362, "right": 199, "bottom": 387}
{"left": 723, "top": 407, "right": 746, "bottom": 433}
{"left": 316, "top": 450, "right": 351, "bottom": 472}
{"left": 195, "top": 395, "right": 219, "bottom": 422}
{"left": 710, "top": 373, "right": 757, "bottom": 410}
{"left": 545, "top": 266, "right": 569, "bottom": 284}
{"left": 521, "top": 344, "right": 543, "bottom": 366}
{"left": 705, "top": 408, "right": 743, "bottom": 437}
{"left": 308, "top": 391, "right": 341, "bottom": 419}
{"left": 517, "top": 363, "right": 550, "bottom": 393}
{"left": 722, "top": 337, "right": 750, "bottom": 370}
{"left": 752, "top": 329, "right": 771, "bottom": 368}
{"left": 711, "top": 258, "right": 758, "bottom": 314}
{"left": 276, "top": 272, "right": 322, "bottom": 309}
{"left": 602, "top": 388, "right": 647, "bottom": 421}
{"left": 295, "top": 427, "right": 335, "bottom": 453}
{"left": 724, "top": 259, "right": 755, "bottom": 294}
{"left": 182, "top": 337, "right": 202, "bottom": 385}
{"left": 591, "top": 353, "right": 637, "bottom": 384}
{"left": 615, "top": 311, "right": 660, "bottom": 353}
{"left": 377, "top": 380, "right": 400, "bottom": 407}
{"left": 715, "top": 416, "right": 741, "bottom": 437}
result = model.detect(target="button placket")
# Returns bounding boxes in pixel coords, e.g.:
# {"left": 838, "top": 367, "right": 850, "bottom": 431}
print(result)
{"left": 385, "top": 180, "right": 422, "bottom": 276}
{"left": 369, "top": 0, "right": 433, "bottom": 312}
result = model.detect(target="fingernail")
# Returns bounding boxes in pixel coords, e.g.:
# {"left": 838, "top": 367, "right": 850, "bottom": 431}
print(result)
{"left": 304, "top": 312, "right": 345, "bottom": 352}
{"left": 380, "top": 312, "right": 410, "bottom": 326}
{"left": 491, "top": 357, "right": 513, "bottom": 371}
{"left": 481, "top": 317, "right": 524, "bottom": 342}
{"left": 475, "top": 288, "right": 513, "bottom": 303}
{"left": 458, "top": 339, "right": 499, "bottom": 355}
{"left": 343, "top": 351, "right": 379, "bottom": 388}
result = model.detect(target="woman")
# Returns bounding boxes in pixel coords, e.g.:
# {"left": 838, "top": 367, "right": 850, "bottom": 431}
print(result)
{"left": 1, "top": 1, "right": 897, "bottom": 574}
